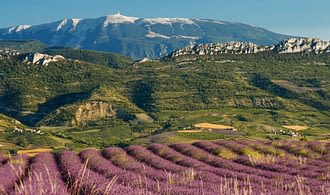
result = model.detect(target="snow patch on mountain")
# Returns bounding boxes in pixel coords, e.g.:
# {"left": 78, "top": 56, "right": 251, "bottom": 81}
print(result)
{"left": 8, "top": 25, "right": 31, "bottom": 33}
{"left": 103, "top": 13, "right": 138, "bottom": 27}
{"left": 56, "top": 18, "right": 81, "bottom": 31}
{"left": 174, "top": 35, "right": 200, "bottom": 40}
{"left": 196, "top": 19, "right": 226, "bottom": 25}
{"left": 146, "top": 31, "right": 170, "bottom": 39}
{"left": 72, "top": 19, "right": 81, "bottom": 28}
{"left": 57, "top": 19, "right": 69, "bottom": 31}
{"left": 143, "top": 18, "right": 194, "bottom": 25}
{"left": 213, "top": 21, "right": 226, "bottom": 25}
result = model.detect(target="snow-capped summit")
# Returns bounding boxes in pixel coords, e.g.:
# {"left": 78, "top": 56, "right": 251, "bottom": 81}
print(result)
{"left": 142, "top": 18, "right": 194, "bottom": 25}
{"left": 103, "top": 12, "right": 138, "bottom": 27}
{"left": 0, "top": 13, "right": 290, "bottom": 59}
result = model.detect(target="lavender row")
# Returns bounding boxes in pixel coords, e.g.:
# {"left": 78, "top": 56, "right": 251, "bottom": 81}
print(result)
{"left": 13, "top": 152, "right": 69, "bottom": 195}
{"left": 216, "top": 139, "right": 329, "bottom": 168}
{"left": 251, "top": 140, "right": 328, "bottom": 175}
{"left": 125, "top": 145, "right": 186, "bottom": 173}
{"left": 122, "top": 146, "right": 270, "bottom": 193}
{"left": 268, "top": 141, "right": 330, "bottom": 168}
{"left": 80, "top": 149, "right": 213, "bottom": 195}
{"left": 172, "top": 142, "right": 330, "bottom": 193}
{"left": 170, "top": 142, "right": 292, "bottom": 181}
{"left": 0, "top": 154, "right": 29, "bottom": 194}
{"left": 147, "top": 144, "right": 231, "bottom": 183}
{"left": 213, "top": 140, "right": 327, "bottom": 180}
{"left": 124, "top": 145, "right": 221, "bottom": 189}
{"left": 272, "top": 140, "right": 320, "bottom": 158}
{"left": 0, "top": 154, "right": 8, "bottom": 165}
{"left": 104, "top": 146, "right": 264, "bottom": 194}
{"left": 57, "top": 150, "right": 136, "bottom": 195}
{"left": 103, "top": 147, "right": 212, "bottom": 189}
{"left": 147, "top": 143, "right": 272, "bottom": 192}
{"left": 103, "top": 147, "right": 175, "bottom": 182}
{"left": 245, "top": 139, "right": 330, "bottom": 170}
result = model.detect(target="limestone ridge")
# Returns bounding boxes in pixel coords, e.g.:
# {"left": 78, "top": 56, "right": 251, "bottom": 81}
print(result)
{"left": 169, "top": 38, "right": 330, "bottom": 58}
{"left": 0, "top": 49, "right": 65, "bottom": 66}
{"left": 23, "top": 53, "right": 65, "bottom": 66}
{"left": 275, "top": 38, "right": 330, "bottom": 54}
{"left": 169, "top": 42, "right": 274, "bottom": 57}
{"left": 0, "top": 49, "right": 20, "bottom": 60}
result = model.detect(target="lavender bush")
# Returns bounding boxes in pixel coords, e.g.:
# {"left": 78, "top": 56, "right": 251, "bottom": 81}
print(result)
{"left": 13, "top": 152, "right": 69, "bottom": 195}
{"left": 0, "top": 154, "right": 29, "bottom": 194}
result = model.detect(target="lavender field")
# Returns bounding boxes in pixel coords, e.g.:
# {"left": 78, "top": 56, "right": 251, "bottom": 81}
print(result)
{"left": 0, "top": 140, "right": 329, "bottom": 195}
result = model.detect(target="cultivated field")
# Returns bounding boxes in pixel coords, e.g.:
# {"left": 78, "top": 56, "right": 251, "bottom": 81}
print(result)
{"left": 0, "top": 140, "right": 329, "bottom": 194}
{"left": 194, "top": 123, "right": 234, "bottom": 130}
{"left": 283, "top": 125, "right": 309, "bottom": 131}
{"left": 17, "top": 148, "right": 53, "bottom": 157}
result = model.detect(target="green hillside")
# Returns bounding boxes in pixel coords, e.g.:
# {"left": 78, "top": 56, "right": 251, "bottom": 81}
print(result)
{"left": 0, "top": 40, "right": 46, "bottom": 53}
{"left": 44, "top": 47, "right": 133, "bottom": 68}
{"left": 0, "top": 47, "right": 329, "bottom": 152}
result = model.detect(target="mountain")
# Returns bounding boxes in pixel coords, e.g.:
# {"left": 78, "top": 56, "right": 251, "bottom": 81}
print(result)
{"left": 0, "top": 13, "right": 290, "bottom": 59}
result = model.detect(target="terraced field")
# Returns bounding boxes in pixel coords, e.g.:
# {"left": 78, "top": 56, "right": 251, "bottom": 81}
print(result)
{"left": 0, "top": 140, "right": 329, "bottom": 194}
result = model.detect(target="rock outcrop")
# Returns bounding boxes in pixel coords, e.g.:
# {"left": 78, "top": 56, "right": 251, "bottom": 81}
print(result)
{"left": 168, "top": 38, "right": 330, "bottom": 58}
{"left": 73, "top": 101, "right": 116, "bottom": 125}
{"left": 170, "top": 42, "right": 274, "bottom": 57}
{"left": 275, "top": 38, "right": 330, "bottom": 54}
{"left": 23, "top": 53, "right": 65, "bottom": 66}
{"left": 0, "top": 49, "right": 20, "bottom": 60}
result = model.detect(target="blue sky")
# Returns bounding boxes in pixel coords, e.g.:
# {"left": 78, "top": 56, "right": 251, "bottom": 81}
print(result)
{"left": 1, "top": 0, "right": 329, "bottom": 40}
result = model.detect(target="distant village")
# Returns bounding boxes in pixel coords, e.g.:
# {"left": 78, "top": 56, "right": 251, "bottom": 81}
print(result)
{"left": 12, "top": 127, "right": 44, "bottom": 135}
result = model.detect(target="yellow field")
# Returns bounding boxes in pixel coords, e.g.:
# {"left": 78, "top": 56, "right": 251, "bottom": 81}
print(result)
{"left": 195, "top": 123, "right": 233, "bottom": 130}
{"left": 17, "top": 148, "right": 53, "bottom": 157}
{"left": 177, "top": 129, "right": 205, "bottom": 133}
{"left": 283, "top": 125, "right": 308, "bottom": 131}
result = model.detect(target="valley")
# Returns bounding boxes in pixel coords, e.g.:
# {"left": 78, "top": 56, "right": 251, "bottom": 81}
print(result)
{"left": 0, "top": 38, "right": 329, "bottom": 154}
{"left": 1, "top": 0, "right": 330, "bottom": 193}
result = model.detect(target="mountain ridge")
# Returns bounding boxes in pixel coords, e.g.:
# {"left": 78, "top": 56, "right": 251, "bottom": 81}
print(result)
{"left": 0, "top": 13, "right": 290, "bottom": 59}
{"left": 168, "top": 38, "right": 330, "bottom": 59}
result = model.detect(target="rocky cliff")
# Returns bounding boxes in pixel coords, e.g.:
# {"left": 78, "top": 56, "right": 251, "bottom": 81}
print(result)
{"left": 168, "top": 38, "right": 330, "bottom": 58}
{"left": 275, "top": 38, "right": 330, "bottom": 54}
{"left": 23, "top": 53, "right": 65, "bottom": 66}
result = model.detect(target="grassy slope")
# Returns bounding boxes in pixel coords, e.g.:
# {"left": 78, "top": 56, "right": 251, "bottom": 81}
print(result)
{"left": 0, "top": 40, "right": 46, "bottom": 53}
{"left": 44, "top": 47, "right": 133, "bottom": 68}
{"left": 0, "top": 49, "right": 329, "bottom": 152}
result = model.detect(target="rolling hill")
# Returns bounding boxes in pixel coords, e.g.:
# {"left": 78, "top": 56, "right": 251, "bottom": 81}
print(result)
{"left": 0, "top": 38, "right": 329, "bottom": 150}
